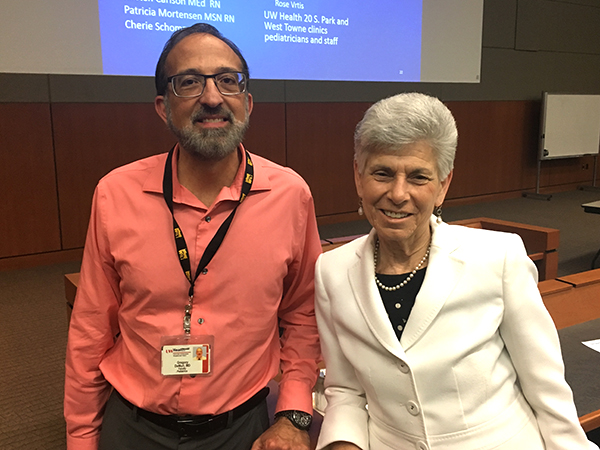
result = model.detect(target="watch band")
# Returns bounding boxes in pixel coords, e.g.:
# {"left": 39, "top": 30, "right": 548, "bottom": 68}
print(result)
{"left": 274, "top": 410, "right": 312, "bottom": 431}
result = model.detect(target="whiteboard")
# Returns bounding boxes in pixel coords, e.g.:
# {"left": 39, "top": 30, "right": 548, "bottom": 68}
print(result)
{"left": 539, "top": 93, "right": 600, "bottom": 160}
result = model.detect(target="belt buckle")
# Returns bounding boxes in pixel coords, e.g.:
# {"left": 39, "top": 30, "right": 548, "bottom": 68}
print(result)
{"left": 176, "top": 415, "right": 217, "bottom": 437}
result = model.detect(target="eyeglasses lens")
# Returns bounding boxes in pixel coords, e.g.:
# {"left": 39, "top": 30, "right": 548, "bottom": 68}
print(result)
{"left": 172, "top": 72, "right": 245, "bottom": 97}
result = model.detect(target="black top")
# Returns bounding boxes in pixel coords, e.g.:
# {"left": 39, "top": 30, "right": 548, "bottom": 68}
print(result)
{"left": 376, "top": 268, "right": 427, "bottom": 340}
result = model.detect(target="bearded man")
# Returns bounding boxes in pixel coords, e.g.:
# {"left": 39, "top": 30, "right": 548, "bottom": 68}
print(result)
{"left": 65, "top": 23, "right": 321, "bottom": 450}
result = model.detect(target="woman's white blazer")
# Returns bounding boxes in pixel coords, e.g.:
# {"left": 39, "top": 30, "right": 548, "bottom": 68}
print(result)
{"left": 315, "top": 217, "right": 596, "bottom": 450}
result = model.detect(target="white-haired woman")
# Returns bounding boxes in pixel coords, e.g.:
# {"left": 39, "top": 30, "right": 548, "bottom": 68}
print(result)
{"left": 315, "top": 92, "right": 597, "bottom": 450}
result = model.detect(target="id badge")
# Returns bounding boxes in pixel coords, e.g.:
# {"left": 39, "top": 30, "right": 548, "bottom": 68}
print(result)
{"left": 160, "top": 335, "right": 214, "bottom": 376}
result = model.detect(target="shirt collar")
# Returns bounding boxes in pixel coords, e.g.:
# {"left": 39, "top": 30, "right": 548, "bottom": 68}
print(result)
{"left": 142, "top": 144, "right": 271, "bottom": 206}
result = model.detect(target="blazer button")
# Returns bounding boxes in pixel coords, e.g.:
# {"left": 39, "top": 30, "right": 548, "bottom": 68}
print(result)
{"left": 398, "top": 361, "right": 409, "bottom": 373}
{"left": 406, "top": 401, "right": 420, "bottom": 416}
{"left": 416, "top": 441, "right": 429, "bottom": 450}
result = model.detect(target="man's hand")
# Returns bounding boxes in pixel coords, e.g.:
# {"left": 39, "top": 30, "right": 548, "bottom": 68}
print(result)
{"left": 251, "top": 417, "right": 310, "bottom": 450}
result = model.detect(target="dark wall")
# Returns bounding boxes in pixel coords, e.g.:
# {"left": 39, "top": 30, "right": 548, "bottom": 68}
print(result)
{"left": 1, "top": 0, "right": 600, "bottom": 263}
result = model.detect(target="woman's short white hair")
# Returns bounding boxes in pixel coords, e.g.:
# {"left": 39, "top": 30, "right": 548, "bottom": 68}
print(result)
{"left": 354, "top": 92, "right": 457, "bottom": 180}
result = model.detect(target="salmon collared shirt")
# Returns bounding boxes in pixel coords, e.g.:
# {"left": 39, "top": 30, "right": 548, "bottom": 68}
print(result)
{"left": 65, "top": 145, "right": 322, "bottom": 450}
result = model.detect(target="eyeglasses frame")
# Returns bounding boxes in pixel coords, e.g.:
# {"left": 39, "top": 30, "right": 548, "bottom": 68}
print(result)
{"left": 167, "top": 71, "right": 248, "bottom": 98}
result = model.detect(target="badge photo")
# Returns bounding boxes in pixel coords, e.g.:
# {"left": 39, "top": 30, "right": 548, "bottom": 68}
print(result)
{"left": 160, "top": 335, "right": 214, "bottom": 376}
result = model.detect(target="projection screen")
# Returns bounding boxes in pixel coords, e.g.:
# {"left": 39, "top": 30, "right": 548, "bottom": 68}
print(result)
{"left": 0, "top": 0, "right": 483, "bottom": 83}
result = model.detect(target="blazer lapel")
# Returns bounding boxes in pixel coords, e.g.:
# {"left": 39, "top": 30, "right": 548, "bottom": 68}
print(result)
{"left": 400, "top": 218, "right": 465, "bottom": 351}
{"left": 348, "top": 230, "right": 406, "bottom": 358}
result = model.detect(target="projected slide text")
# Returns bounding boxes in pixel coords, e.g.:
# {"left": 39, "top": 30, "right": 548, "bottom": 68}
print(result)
{"left": 99, "top": 0, "right": 422, "bottom": 81}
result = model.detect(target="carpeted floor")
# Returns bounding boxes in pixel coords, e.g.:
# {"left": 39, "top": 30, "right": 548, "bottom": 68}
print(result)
{"left": 0, "top": 260, "right": 80, "bottom": 450}
{"left": 1, "top": 189, "right": 599, "bottom": 449}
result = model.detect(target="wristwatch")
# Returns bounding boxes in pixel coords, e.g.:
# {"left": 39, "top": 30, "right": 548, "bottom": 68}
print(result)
{"left": 274, "top": 410, "right": 313, "bottom": 431}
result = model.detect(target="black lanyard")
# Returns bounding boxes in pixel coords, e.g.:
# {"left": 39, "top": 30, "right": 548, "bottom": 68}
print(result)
{"left": 162, "top": 145, "right": 253, "bottom": 333}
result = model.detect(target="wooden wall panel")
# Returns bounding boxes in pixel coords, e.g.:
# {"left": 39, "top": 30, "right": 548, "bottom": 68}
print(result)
{"left": 0, "top": 103, "right": 61, "bottom": 258}
{"left": 243, "top": 103, "right": 286, "bottom": 166}
{"left": 286, "top": 103, "right": 371, "bottom": 217}
{"left": 3, "top": 98, "right": 599, "bottom": 268}
{"left": 53, "top": 103, "right": 175, "bottom": 249}
{"left": 445, "top": 101, "right": 539, "bottom": 199}
{"left": 542, "top": 155, "right": 598, "bottom": 188}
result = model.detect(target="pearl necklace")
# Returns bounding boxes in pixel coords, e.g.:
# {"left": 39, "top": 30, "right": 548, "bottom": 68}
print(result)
{"left": 374, "top": 239, "right": 431, "bottom": 291}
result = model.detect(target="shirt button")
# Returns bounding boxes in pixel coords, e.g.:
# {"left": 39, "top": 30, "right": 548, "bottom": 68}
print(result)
{"left": 397, "top": 325, "right": 403, "bottom": 331}
{"left": 201, "top": 268, "right": 208, "bottom": 275}
{"left": 205, "top": 216, "right": 211, "bottom": 222}
{"left": 395, "top": 303, "right": 401, "bottom": 309}
{"left": 398, "top": 362, "right": 409, "bottom": 373}
{"left": 406, "top": 401, "right": 420, "bottom": 416}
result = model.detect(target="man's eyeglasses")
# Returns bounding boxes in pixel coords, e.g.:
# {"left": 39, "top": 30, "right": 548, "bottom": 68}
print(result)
{"left": 167, "top": 72, "right": 247, "bottom": 98}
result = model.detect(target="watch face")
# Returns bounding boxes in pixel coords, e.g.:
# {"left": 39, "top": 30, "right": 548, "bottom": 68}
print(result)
{"left": 292, "top": 411, "right": 312, "bottom": 429}
{"left": 276, "top": 410, "right": 312, "bottom": 430}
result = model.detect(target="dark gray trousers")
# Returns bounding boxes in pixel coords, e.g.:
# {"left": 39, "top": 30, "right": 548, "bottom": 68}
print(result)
{"left": 98, "top": 390, "right": 270, "bottom": 450}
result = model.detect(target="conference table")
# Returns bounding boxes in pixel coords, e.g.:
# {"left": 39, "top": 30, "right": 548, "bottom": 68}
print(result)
{"left": 582, "top": 200, "right": 600, "bottom": 214}
{"left": 582, "top": 200, "right": 600, "bottom": 269}
{"left": 559, "top": 317, "right": 600, "bottom": 432}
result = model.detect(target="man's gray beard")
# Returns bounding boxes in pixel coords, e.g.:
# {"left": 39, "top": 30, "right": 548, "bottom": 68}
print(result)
{"left": 166, "top": 102, "right": 250, "bottom": 161}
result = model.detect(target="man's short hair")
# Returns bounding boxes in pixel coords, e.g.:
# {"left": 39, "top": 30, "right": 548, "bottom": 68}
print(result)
{"left": 155, "top": 23, "right": 250, "bottom": 96}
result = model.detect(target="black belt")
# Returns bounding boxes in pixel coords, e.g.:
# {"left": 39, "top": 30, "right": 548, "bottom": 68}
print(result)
{"left": 115, "top": 387, "right": 269, "bottom": 437}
